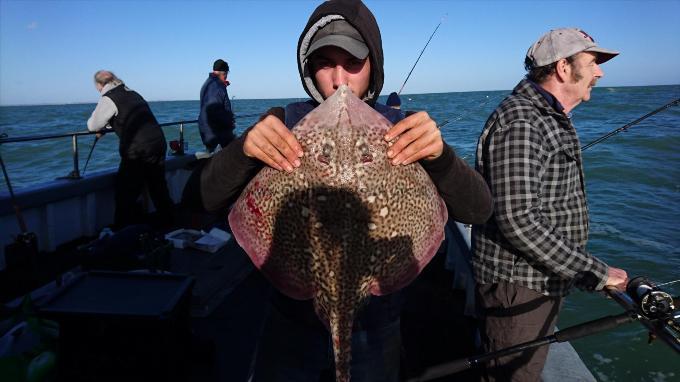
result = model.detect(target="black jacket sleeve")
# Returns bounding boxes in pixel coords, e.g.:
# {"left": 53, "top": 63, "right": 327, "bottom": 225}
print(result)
{"left": 420, "top": 143, "right": 493, "bottom": 224}
{"left": 199, "top": 136, "right": 261, "bottom": 212}
{"left": 197, "top": 108, "right": 284, "bottom": 212}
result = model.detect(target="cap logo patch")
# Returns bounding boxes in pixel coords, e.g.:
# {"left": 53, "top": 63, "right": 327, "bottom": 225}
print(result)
{"left": 579, "top": 30, "right": 595, "bottom": 42}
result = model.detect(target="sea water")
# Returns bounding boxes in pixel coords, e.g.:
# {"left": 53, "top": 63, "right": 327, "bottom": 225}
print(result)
{"left": 1, "top": 85, "right": 679, "bottom": 380}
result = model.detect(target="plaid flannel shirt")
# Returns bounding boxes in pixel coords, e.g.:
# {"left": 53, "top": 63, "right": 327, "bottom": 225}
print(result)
{"left": 472, "top": 79, "right": 609, "bottom": 297}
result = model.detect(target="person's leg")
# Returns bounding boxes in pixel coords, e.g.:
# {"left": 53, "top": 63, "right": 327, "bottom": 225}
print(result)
{"left": 346, "top": 319, "right": 401, "bottom": 382}
{"left": 144, "top": 159, "right": 174, "bottom": 227}
{"left": 251, "top": 306, "right": 331, "bottom": 382}
{"left": 114, "top": 158, "right": 145, "bottom": 229}
{"left": 476, "top": 282, "right": 562, "bottom": 382}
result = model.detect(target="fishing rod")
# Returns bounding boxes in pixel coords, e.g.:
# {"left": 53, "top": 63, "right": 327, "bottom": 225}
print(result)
{"left": 582, "top": 98, "right": 680, "bottom": 151}
{"left": 81, "top": 135, "right": 100, "bottom": 177}
{"left": 0, "top": 148, "right": 39, "bottom": 262}
{"left": 0, "top": 149, "right": 29, "bottom": 234}
{"left": 397, "top": 15, "right": 446, "bottom": 96}
{"left": 407, "top": 276, "right": 679, "bottom": 381}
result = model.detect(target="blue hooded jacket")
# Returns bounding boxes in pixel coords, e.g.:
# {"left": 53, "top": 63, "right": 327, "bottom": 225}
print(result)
{"left": 198, "top": 73, "right": 235, "bottom": 150}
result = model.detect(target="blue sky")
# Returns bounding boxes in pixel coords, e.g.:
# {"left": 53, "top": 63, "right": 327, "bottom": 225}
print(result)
{"left": 1, "top": 0, "right": 679, "bottom": 106}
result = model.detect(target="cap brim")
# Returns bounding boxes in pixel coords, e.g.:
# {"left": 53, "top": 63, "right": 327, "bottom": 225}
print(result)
{"left": 585, "top": 46, "right": 619, "bottom": 64}
{"left": 306, "top": 35, "right": 369, "bottom": 60}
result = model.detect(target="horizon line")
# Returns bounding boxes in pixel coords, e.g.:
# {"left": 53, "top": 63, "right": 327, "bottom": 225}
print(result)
{"left": 1, "top": 83, "right": 678, "bottom": 108}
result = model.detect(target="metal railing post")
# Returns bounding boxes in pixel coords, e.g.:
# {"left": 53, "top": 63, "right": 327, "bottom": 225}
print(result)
{"left": 178, "top": 123, "right": 185, "bottom": 155}
{"left": 70, "top": 134, "right": 81, "bottom": 179}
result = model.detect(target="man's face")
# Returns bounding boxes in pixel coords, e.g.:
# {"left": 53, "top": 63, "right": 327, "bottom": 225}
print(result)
{"left": 309, "top": 46, "right": 371, "bottom": 99}
{"left": 566, "top": 51, "right": 603, "bottom": 103}
{"left": 217, "top": 71, "right": 229, "bottom": 86}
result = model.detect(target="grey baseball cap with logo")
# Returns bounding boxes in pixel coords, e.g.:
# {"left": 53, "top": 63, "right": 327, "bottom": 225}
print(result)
{"left": 305, "top": 19, "right": 369, "bottom": 60}
{"left": 526, "top": 28, "right": 619, "bottom": 67}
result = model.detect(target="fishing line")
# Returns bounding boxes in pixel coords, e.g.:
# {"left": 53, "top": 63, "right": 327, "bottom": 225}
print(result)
{"left": 433, "top": 92, "right": 507, "bottom": 161}
{"left": 653, "top": 278, "right": 680, "bottom": 288}
{"left": 437, "top": 92, "right": 506, "bottom": 130}
{"left": 582, "top": 98, "right": 680, "bottom": 151}
{"left": 397, "top": 14, "right": 447, "bottom": 96}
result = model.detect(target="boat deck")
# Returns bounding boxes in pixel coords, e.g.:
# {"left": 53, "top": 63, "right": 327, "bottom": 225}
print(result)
{"left": 0, "top": 227, "right": 594, "bottom": 382}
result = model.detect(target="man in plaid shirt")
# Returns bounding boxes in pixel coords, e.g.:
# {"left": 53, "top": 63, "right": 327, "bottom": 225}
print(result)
{"left": 472, "top": 28, "right": 628, "bottom": 381}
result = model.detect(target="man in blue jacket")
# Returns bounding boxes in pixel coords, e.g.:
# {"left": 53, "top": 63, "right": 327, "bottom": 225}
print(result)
{"left": 198, "top": 59, "right": 235, "bottom": 152}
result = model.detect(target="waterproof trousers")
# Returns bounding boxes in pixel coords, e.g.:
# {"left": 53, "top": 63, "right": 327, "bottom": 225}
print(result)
{"left": 476, "top": 282, "right": 563, "bottom": 382}
{"left": 114, "top": 156, "right": 173, "bottom": 229}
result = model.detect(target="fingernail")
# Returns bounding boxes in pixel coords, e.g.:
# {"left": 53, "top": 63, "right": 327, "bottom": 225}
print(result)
{"left": 294, "top": 159, "right": 301, "bottom": 167}
{"left": 298, "top": 150, "right": 304, "bottom": 157}
{"left": 285, "top": 164, "right": 293, "bottom": 172}
{"left": 384, "top": 135, "right": 391, "bottom": 141}
{"left": 391, "top": 158, "right": 400, "bottom": 165}
{"left": 387, "top": 150, "right": 393, "bottom": 158}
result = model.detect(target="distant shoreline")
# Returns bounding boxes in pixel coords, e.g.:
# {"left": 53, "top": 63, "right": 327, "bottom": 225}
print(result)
{"left": 1, "top": 83, "right": 678, "bottom": 108}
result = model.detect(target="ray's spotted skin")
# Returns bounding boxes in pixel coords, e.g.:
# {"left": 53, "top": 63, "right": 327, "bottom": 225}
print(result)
{"left": 229, "top": 85, "right": 447, "bottom": 381}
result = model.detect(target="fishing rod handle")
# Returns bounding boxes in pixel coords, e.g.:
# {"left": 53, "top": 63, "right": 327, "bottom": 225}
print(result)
{"left": 553, "top": 311, "right": 637, "bottom": 343}
{"left": 410, "top": 336, "right": 554, "bottom": 381}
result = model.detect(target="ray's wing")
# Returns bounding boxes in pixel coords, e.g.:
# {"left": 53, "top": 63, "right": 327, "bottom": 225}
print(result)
{"left": 228, "top": 168, "right": 318, "bottom": 300}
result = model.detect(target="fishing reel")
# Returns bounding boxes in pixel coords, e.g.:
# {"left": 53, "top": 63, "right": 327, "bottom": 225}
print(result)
{"left": 609, "top": 276, "right": 680, "bottom": 353}
{"left": 626, "top": 277, "right": 676, "bottom": 320}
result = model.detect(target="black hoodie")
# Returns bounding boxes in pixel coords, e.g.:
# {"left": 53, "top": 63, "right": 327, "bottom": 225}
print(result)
{"left": 297, "top": 0, "right": 384, "bottom": 104}
{"left": 189, "top": 0, "right": 493, "bottom": 335}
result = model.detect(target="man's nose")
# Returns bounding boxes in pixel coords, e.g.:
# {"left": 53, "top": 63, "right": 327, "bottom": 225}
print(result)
{"left": 332, "top": 65, "right": 349, "bottom": 88}
{"left": 594, "top": 63, "right": 604, "bottom": 78}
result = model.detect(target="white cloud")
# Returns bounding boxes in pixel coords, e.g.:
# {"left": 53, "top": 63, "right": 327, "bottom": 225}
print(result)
{"left": 26, "top": 21, "right": 38, "bottom": 30}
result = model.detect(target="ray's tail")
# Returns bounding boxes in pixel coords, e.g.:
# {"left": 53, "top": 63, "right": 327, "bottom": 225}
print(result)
{"left": 330, "top": 309, "right": 356, "bottom": 382}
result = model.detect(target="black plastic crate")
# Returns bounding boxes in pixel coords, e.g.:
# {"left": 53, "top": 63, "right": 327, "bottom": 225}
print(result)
{"left": 38, "top": 271, "right": 194, "bottom": 382}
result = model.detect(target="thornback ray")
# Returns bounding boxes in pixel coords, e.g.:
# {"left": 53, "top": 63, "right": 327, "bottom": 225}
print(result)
{"left": 229, "top": 85, "right": 447, "bottom": 382}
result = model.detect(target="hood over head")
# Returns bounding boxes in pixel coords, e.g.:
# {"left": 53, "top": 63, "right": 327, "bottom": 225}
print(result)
{"left": 297, "top": 0, "right": 384, "bottom": 105}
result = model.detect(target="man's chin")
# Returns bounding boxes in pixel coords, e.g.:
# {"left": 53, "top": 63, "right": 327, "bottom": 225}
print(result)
{"left": 583, "top": 86, "right": 595, "bottom": 101}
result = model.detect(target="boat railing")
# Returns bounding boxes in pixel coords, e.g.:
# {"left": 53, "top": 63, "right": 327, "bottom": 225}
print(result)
{"left": 0, "top": 120, "right": 198, "bottom": 180}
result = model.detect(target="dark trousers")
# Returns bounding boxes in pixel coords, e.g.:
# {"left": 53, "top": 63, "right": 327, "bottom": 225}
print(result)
{"left": 114, "top": 157, "right": 174, "bottom": 229}
{"left": 251, "top": 305, "right": 401, "bottom": 382}
{"left": 476, "top": 282, "right": 563, "bottom": 382}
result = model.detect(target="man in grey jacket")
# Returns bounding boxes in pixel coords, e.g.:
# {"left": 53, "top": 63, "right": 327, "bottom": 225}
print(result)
{"left": 87, "top": 70, "right": 172, "bottom": 229}
{"left": 472, "top": 29, "right": 628, "bottom": 381}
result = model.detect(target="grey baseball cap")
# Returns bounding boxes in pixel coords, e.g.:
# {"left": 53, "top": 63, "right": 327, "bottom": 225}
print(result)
{"left": 306, "top": 20, "right": 369, "bottom": 60}
{"left": 526, "top": 28, "right": 619, "bottom": 67}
